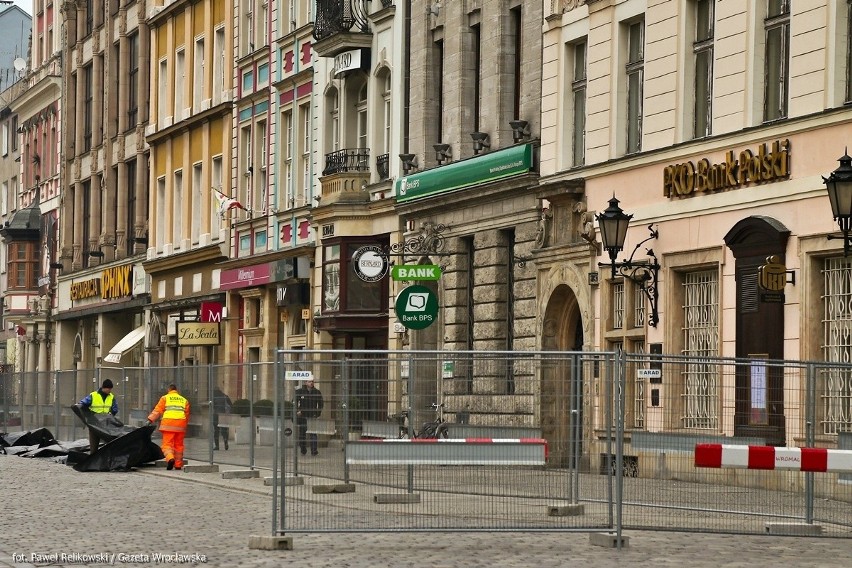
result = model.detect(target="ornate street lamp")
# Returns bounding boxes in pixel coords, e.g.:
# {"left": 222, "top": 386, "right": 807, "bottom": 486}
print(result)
{"left": 823, "top": 151, "right": 852, "bottom": 256}
{"left": 596, "top": 195, "right": 661, "bottom": 327}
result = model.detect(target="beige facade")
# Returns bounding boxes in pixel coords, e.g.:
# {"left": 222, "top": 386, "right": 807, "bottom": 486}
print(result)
{"left": 541, "top": 0, "right": 852, "bottom": 449}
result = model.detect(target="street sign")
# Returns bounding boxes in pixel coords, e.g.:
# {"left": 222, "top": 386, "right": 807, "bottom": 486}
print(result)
{"left": 391, "top": 264, "right": 442, "bottom": 281}
{"left": 352, "top": 245, "right": 388, "bottom": 282}
{"left": 394, "top": 285, "right": 439, "bottom": 330}
{"left": 285, "top": 370, "right": 314, "bottom": 381}
{"left": 637, "top": 369, "right": 662, "bottom": 380}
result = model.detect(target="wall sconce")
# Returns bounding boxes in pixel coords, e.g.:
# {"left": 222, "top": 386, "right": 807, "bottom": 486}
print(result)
{"left": 399, "top": 153, "right": 419, "bottom": 175}
{"left": 90, "top": 335, "right": 99, "bottom": 347}
{"left": 596, "top": 195, "right": 661, "bottom": 327}
{"left": 509, "top": 120, "right": 530, "bottom": 143}
{"left": 49, "top": 262, "right": 63, "bottom": 271}
{"left": 824, "top": 151, "right": 852, "bottom": 256}
{"left": 433, "top": 143, "right": 452, "bottom": 165}
{"left": 88, "top": 250, "right": 105, "bottom": 258}
{"left": 130, "top": 236, "right": 148, "bottom": 246}
{"left": 470, "top": 132, "right": 490, "bottom": 155}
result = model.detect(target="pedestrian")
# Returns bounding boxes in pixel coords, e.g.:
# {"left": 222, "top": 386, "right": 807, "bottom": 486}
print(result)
{"left": 147, "top": 384, "right": 190, "bottom": 470}
{"left": 212, "top": 387, "right": 232, "bottom": 450}
{"left": 77, "top": 379, "right": 119, "bottom": 454}
{"left": 295, "top": 379, "right": 323, "bottom": 456}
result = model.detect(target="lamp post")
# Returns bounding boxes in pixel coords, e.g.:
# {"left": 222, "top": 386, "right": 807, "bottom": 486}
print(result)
{"left": 596, "top": 195, "right": 661, "bottom": 327}
{"left": 823, "top": 151, "right": 852, "bottom": 256}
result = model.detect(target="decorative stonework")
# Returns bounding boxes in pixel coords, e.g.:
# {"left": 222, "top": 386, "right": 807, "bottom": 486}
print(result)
{"left": 535, "top": 207, "right": 553, "bottom": 248}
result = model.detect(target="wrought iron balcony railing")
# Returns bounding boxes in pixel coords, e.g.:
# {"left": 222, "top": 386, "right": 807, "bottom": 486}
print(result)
{"left": 314, "top": 0, "right": 371, "bottom": 41}
{"left": 323, "top": 148, "right": 371, "bottom": 176}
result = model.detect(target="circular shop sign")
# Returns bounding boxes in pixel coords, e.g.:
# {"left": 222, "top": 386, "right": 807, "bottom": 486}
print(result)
{"left": 352, "top": 245, "right": 389, "bottom": 282}
{"left": 395, "top": 285, "right": 439, "bottom": 330}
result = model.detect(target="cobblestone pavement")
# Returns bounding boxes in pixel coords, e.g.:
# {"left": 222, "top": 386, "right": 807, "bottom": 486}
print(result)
{"left": 1, "top": 453, "right": 851, "bottom": 568}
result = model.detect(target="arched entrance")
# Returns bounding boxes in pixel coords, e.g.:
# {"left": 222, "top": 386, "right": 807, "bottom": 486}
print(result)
{"left": 541, "top": 284, "right": 584, "bottom": 467}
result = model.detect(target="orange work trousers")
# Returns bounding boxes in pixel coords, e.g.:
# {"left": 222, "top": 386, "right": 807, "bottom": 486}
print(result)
{"left": 160, "top": 430, "right": 186, "bottom": 468}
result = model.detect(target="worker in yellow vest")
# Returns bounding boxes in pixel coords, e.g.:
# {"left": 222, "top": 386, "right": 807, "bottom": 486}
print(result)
{"left": 147, "top": 384, "right": 190, "bottom": 470}
{"left": 77, "top": 379, "right": 118, "bottom": 454}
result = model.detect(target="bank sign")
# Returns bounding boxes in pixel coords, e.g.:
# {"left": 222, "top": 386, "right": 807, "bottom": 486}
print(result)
{"left": 396, "top": 143, "right": 533, "bottom": 202}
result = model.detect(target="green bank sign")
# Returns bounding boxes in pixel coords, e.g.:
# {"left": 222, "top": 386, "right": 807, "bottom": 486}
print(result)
{"left": 391, "top": 265, "right": 442, "bottom": 281}
{"left": 396, "top": 143, "right": 533, "bottom": 202}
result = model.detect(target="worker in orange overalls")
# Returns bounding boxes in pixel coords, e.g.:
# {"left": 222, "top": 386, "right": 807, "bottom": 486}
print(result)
{"left": 147, "top": 384, "right": 190, "bottom": 470}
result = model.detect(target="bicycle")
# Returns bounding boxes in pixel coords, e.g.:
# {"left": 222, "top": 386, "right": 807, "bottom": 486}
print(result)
{"left": 388, "top": 403, "right": 450, "bottom": 439}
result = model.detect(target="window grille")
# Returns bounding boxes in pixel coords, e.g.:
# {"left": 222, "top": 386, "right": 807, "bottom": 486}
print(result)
{"left": 822, "top": 257, "right": 852, "bottom": 434}
{"left": 634, "top": 284, "right": 645, "bottom": 328}
{"left": 613, "top": 282, "right": 625, "bottom": 329}
{"left": 682, "top": 270, "right": 719, "bottom": 429}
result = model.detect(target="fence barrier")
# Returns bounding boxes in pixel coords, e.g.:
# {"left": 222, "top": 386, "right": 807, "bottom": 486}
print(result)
{"left": 695, "top": 444, "right": 852, "bottom": 473}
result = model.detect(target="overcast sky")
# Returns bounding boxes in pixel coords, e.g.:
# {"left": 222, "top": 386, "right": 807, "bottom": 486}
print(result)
{"left": 5, "top": 1, "right": 32, "bottom": 15}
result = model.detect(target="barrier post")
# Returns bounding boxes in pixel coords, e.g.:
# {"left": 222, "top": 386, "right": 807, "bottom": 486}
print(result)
{"left": 805, "top": 362, "right": 816, "bottom": 524}
{"left": 342, "top": 361, "right": 351, "bottom": 485}
{"left": 407, "top": 353, "right": 414, "bottom": 494}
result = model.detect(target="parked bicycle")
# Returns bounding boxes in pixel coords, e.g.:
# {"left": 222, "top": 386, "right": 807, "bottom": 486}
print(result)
{"left": 389, "top": 403, "right": 450, "bottom": 439}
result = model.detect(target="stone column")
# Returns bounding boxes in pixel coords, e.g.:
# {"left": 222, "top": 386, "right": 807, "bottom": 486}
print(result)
{"left": 25, "top": 336, "right": 37, "bottom": 406}
{"left": 37, "top": 332, "right": 49, "bottom": 408}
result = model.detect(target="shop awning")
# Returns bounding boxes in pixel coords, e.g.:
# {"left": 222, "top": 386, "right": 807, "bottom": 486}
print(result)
{"left": 103, "top": 325, "right": 146, "bottom": 364}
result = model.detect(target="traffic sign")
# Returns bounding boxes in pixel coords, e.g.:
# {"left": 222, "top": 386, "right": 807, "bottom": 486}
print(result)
{"left": 394, "top": 285, "right": 439, "bottom": 330}
{"left": 391, "top": 264, "right": 442, "bottom": 281}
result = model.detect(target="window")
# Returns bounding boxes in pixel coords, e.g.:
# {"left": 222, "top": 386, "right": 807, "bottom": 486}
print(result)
{"left": 821, "top": 256, "right": 852, "bottom": 434}
{"left": 287, "top": 0, "right": 296, "bottom": 32}
{"left": 10, "top": 116, "right": 17, "bottom": 151}
{"left": 8, "top": 242, "right": 37, "bottom": 289}
{"left": 613, "top": 282, "right": 625, "bottom": 329}
{"left": 382, "top": 73, "right": 392, "bottom": 155}
{"left": 240, "top": 124, "right": 252, "bottom": 211}
{"left": 282, "top": 109, "right": 293, "bottom": 206}
{"left": 571, "top": 40, "right": 587, "bottom": 166}
{"left": 511, "top": 7, "right": 522, "bottom": 121}
{"left": 682, "top": 270, "right": 719, "bottom": 429}
{"left": 194, "top": 38, "right": 205, "bottom": 110}
{"left": 156, "top": 177, "right": 166, "bottom": 247}
{"left": 175, "top": 49, "right": 186, "bottom": 118}
{"left": 125, "top": 159, "right": 136, "bottom": 256}
{"left": 327, "top": 89, "right": 339, "bottom": 153}
{"left": 255, "top": 119, "right": 267, "bottom": 213}
{"left": 434, "top": 40, "right": 444, "bottom": 143}
{"left": 764, "top": 0, "right": 789, "bottom": 122}
{"left": 192, "top": 163, "right": 202, "bottom": 243}
{"left": 243, "top": 4, "right": 254, "bottom": 55}
{"left": 625, "top": 20, "right": 644, "bottom": 154}
{"left": 846, "top": 1, "right": 852, "bottom": 102}
{"left": 323, "top": 244, "right": 340, "bottom": 311}
{"left": 300, "top": 103, "right": 310, "bottom": 205}
{"left": 211, "top": 156, "right": 222, "bottom": 234}
{"left": 158, "top": 59, "right": 168, "bottom": 122}
{"left": 357, "top": 85, "right": 368, "bottom": 151}
{"left": 83, "top": 64, "right": 93, "bottom": 151}
{"left": 1, "top": 180, "right": 7, "bottom": 216}
{"left": 173, "top": 170, "right": 183, "bottom": 245}
{"left": 693, "top": 0, "right": 714, "bottom": 138}
{"left": 128, "top": 33, "right": 139, "bottom": 127}
{"left": 213, "top": 27, "right": 225, "bottom": 104}
{"left": 85, "top": 0, "right": 93, "bottom": 36}
{"left": 2, "top": 121, "right": 8, "bottom": 156}
{"left": 470, "top": 23, "right": 481, "bottom": 132}
{"left": 259, "top": 0, "right": 269, "bottom": 47}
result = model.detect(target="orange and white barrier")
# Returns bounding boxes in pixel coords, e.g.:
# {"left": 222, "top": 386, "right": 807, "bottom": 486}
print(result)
{"left": 695, "top": 444, "right": 852, "bottom": 473}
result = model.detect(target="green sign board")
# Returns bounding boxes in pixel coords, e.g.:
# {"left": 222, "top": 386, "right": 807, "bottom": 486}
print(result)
{"left": 391, "top": 264, "right": 442, "bottom": 281}
{"left": 396, "top": 143, "right": 533, "bottom": 202}
{"left": 394, "top": 285, "right": 439, "bottom": 330}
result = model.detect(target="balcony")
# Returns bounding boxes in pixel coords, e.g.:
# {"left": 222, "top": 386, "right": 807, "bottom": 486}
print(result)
{"left": 320, "top": 148, "right": 371, "bottom": 205}
{"left": 312, "top": 0, "right": 373, "bottom": 57}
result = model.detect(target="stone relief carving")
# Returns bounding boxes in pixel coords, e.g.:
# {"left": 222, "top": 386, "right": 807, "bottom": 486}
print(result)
{"left": 535, "top": 206, "right": 553, "bottom": 248}
{"left": 575, "top": 201, "right": 596, "bottom": 245}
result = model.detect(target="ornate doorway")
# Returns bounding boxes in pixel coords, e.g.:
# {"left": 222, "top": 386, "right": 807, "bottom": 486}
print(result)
{"left": 541, "top": 284, "right": 584, "bottom": 467}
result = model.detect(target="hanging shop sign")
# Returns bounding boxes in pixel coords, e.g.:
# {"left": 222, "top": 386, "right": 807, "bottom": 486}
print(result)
{"left": 352, "top": 245, "right": 389, "bottom": 282}
{"left": 663, "top": 139, "right": 790, "bottom": 198}
{"left": 395, "top": 285, "right": 439, "bottom": 330}
{"left": 176, "top": 322, "right": 221, "bottom": 346}
{"left": 391, "top": 264, "right": 442, "bottom": 281}
{"left": 396, "top": 143, "right": 533, "bottom": 203}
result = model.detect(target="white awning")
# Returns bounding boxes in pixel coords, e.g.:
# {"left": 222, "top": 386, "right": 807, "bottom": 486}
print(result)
{"left": 103, "top": 325, "right": 146, "bottom": 364}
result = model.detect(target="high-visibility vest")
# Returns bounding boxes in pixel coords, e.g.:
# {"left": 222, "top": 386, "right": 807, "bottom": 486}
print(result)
{"left": 90, "top": 391, "right": 114, "bottom": 414}
{"left": 162, "top": 392, "right": 188, "bottom": 420}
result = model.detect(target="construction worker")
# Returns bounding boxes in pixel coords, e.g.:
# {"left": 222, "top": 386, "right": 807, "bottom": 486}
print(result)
{"left": 77, "top": 379, "right": 118, "bottom": 454}
{"left": 147, "top": 384, "right": 190, "bottom": 470}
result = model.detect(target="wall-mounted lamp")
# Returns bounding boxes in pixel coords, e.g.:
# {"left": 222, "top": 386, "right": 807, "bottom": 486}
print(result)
{"left": 509, "top": 120, "right": 530, "bottom": 143}
{"left": 399, "top": 153, "right": 419, "bottom": 175}
{"left": 596, "top": 195, "right": 661, "bottom": 327}
{"left": 244, "top": 165, "right": 254, "bottom": 177}
{"left": 433, "top": 143, "right": 452, "bottom": 165}
{"left": 824, "top": 150, "right": 852, "bottom": 256}
{"left": 313, "top": 195, "right": 322, "bottom": 204}
{"left": 130, "top": 236, "right": 149, "bottom": 246}
{"left": 470, "top": 132, "right": 490, "bottom": 155}
{"left": 90, "top": 335, "right": 99, "bottom": 347}
{"left": 49, "top": 262, "right": 63, "bottom": 270}
{"left": 88, "top": 250, "right": 105, "bottom": 258}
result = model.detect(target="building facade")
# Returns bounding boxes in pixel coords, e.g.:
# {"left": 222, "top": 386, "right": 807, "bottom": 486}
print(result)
{"left": 541, "top": 0, "right": 852, "bottom": 456}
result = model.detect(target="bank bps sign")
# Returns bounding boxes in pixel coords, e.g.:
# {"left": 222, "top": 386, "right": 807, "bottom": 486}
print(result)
{"left": 396, "top": 143, "right": 533, "bottom": 202}
{"left": 663, "top": 139, "right": 790, "bottom": 198}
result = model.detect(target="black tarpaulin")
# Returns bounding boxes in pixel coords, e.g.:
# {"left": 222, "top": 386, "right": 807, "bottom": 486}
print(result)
{"left": 70, "top": 405, "right": 162, "bottom": 471}
{"left": 0, "top": 428, "right": 57, "bottom": 448}
{"left": 71, "top": 423, "right": 163, "bottom": 472}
